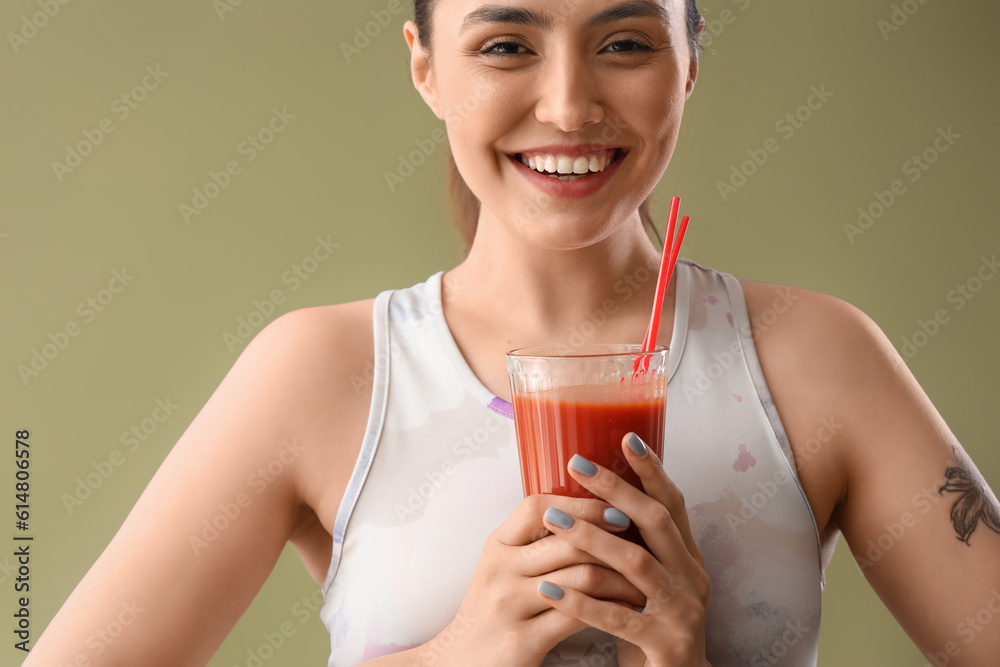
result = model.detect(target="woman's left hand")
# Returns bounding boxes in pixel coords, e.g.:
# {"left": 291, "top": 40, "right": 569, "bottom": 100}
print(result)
{"left": 537, "top": 432, "right": 712, "bottom": 667}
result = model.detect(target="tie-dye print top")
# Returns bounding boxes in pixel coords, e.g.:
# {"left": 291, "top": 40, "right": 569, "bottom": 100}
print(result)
{"left": 319, "top": 259, "right": 824, "bottom": 666}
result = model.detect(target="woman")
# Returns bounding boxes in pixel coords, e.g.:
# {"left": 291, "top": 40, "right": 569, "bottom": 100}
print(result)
{"left": 25, "top": 0, "right": 1000, "bottom": 665}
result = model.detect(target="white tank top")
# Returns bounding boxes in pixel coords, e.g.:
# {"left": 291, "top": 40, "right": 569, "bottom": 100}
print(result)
{"left": 319, "top": 259, "right": 824, "bottom": 666}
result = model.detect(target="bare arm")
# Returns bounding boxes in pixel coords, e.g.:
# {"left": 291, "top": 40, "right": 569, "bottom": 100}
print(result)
{"left": 828, "top": 301, "right": 1000, "bottom": 663}
{"left": 24, "top": 308, "right": 350, "bottom": 666}
{"left": 746, "top": 282, "right": 1000, "bottom": 665}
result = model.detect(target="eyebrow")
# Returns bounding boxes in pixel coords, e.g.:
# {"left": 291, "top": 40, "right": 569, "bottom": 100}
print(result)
{"left": 459, "top": 1, "right": 672, "bottom": 34}
{"left": 461, "top": 5, "right": 551, "bottom": 33}
{"left": 586, "top": 0, "right": 671, "bottom": 29}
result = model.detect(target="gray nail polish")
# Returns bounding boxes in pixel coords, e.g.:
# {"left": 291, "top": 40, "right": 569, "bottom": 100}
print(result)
{"left": 569, "top": 454, "right": 598, "bottom": 477}
{"left": 544, "top": 507, "right": 575, "bottom": 530}
{"left": 538, "top": 581, "right": 565, "bottom": 600}
{"left": 626, "top": 432, "right": 648, "bottom": 457}
{"left": 604, "top": 507, "right": 631, "bottom": 528}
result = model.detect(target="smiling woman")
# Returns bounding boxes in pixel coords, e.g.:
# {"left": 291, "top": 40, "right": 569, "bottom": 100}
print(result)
{"left": 18, "top": 1, "right": 1000, "bottom": 667}
{"left": 417, "top": 0, "right": 704, "bottom": 250}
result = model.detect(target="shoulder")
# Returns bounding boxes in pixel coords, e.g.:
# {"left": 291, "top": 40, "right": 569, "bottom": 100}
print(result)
{"left": 736, "top": 278, "right": 914, "bottom": 532}
{"left": 214, "top": 299, "right": 379, "bottom": 425}
{"left": 737, "top": 278, "right": 905, "bottom": 400}
{"left": 227, "top": 297, "right": 380, "bottom": 503}
{"left": 233, "top": 297, "right": 382, "bottom": 452}
{"left": 735, "top": 285, "right": 1000, "bottom": 660}
{"left": 205, "top": 297, "right": 380, "bottom": 453}
{"left": 254, "top": 297, "right": 376, "bottom": 347}
{"left": 244, "top": 298, "right": 377, "bottom": 388}
{"left": 738, "top": 275, "right": 955, "bottom": 459}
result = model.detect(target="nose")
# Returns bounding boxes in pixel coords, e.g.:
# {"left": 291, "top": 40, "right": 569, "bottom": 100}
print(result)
{"left": 533, "top": 48, "right": 604, "bottom": 132}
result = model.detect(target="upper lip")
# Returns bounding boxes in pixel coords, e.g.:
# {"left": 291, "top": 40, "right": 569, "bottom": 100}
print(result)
{"left": 510, "top": 143, "right": 625, "bottom": 156}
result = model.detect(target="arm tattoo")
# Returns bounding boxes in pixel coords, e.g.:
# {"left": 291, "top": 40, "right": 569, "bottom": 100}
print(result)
{"left": 937, "top": 446, "right": 1000, "bottom": 545}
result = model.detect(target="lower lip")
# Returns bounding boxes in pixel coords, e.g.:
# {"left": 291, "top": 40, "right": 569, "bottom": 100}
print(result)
{"left": 507, "top": 151, "right": 627, "bottom": 200}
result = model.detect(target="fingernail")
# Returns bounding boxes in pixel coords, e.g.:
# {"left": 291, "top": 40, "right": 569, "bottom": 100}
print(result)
{"left": 569, "top": 454, "right": 598, "bottom": 477}
{"left": 544, "top": 507, "right": 575, "bottom": 530}
{"left": 604, "top": 507, "right": 631, "bottom": 528}
{"left": 626, "top": 432, "right": 648, "bottom": 457}
{"left": 538, "top": 581, "right": 565, "bottom": 600}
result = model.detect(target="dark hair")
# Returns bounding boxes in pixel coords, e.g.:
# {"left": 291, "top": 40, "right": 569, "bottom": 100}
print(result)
{"left": 414, "top": 0, "right": 704, "bottom": 250}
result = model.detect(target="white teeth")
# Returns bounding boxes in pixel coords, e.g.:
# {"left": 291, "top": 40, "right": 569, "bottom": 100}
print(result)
{"left": 518, "top": 149, "right": 618, "bottom": 176}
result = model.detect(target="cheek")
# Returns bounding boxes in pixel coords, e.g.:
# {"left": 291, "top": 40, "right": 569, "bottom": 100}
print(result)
{"left": 442, "top": 88, "right": 509, "bottom": 154}
{"left": 636, "top": 68, "right": 686, "bottom": 121}
{"left": 441, "top": 80, "right": 519, "bottom": 176}
{"left": 629, "top": 77, "right": 686, "bottom": 160}
{"left": 447, "top": 116, "right": 502, "bottom": 182}
{"left": 437, "top": 63, "right": 511, "bottom": 129}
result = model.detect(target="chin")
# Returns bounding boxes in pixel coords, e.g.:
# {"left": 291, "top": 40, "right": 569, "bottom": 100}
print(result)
{"left": 515, "top": 213, "right": 626, "bottom": 251}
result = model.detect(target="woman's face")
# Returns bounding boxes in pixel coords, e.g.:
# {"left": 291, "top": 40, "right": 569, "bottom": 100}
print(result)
{"left": 406, "top": 0, "right": 699, "bottom": 250}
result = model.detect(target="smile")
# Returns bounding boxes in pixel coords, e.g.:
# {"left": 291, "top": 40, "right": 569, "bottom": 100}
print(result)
{"left": 515, "top": 148, "right": 625, "bottom": 180}
{"left": 506, "top": 148, "right": 629, "bottom": 199}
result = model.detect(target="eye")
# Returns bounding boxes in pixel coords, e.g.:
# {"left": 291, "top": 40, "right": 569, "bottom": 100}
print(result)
{"left": 604, "top": 38, "right": 654, "bottom": 54}
{"left": 478, "top": 39, "right": 531, "bottom": 57}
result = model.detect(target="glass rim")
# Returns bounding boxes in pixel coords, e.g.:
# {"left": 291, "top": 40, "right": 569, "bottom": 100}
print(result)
{"left": 506, "top": 343, "right": 668, "bottom": 359}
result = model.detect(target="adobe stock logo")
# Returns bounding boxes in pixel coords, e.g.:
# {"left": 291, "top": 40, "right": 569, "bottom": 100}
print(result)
{"left": 7, "top": 0, "right": 73, "bottom": 54}
{"left": 179, "top": 107, "right": 295, "bottom": 224}
{"left": 50, "top": 66, "right": 170, "bottom": 183}
{"left": 716, "top": 85, "right": 834, "bottom": 202}
{"left": 898, "top": 254, "right": 998, "bottom": 360}
{"left": 61, "top": 397, "right": 180, "bottom": 514}
{"left": 221, "top": 236, "right": 340, "bottom": 353}
{"left": 844, "top": 126, "right": 960, "bottom": 244}
{"left": 339, "top": 0, "right": 409, "bottom": 63}
{"left": 16, "top": 268, "right": 136, "bottom": 386}
{"left": 877, "top": 0, "right": 933, "bottom": 41}
{"left": 213, "top": 0, "right": 246, "bottom": 22}
{"left": 698, "top": 0, "right": 753, "bottom": 52}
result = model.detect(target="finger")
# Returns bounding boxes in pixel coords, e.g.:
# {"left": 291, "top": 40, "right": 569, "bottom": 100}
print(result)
{"left": 533, "top": 563, "right": 647, "bottom": 609}
{"left": 521, "top": 562, "right": 646, "bottom": 623}
{"left": 493, "top": 493, "right": 629, "bottom": 547}
{"left": 543, "top": 507, "right": 687, "bottom": 604}
{"left": 564, "top": 453, "right": 694, "bottom": 570}
{"left": 536, "top": 581, "right": 645, "bottom": 646}
{"left": 526, "top": 606, "right": 587, "bottom": 643}
{"left": 517, "top": 533, "right": 617, "bottom": 577}
{"left": 619, "top": 432, "right": 703, "bottom": 562}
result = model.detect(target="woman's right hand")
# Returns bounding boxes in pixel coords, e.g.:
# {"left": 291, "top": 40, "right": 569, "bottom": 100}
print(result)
{"left": 417, "top": 494, "right": 647, "bottom": 667}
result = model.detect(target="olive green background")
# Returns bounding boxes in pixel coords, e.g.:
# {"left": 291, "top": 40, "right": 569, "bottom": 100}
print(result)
{"left": 1, "top": 0, "right": 997, "bottom": 665}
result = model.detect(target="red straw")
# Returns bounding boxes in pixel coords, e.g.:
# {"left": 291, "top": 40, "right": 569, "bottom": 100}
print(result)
{"left": 665, "top": 216, "right": 690, "bottom": 291}
{"left": 633, "top": 198, "right": 690, "bottom": 375}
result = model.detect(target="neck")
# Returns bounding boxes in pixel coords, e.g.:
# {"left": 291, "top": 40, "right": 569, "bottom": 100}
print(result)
{"left": 444, "top": 207, "right": 670, "bottom": 348}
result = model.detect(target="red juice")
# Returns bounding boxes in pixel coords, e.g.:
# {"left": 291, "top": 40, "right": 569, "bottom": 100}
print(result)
{"left": 511, "top": 384, "right": 666, "bottom": 547}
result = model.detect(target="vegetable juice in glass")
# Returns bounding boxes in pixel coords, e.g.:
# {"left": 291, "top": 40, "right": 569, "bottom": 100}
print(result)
{"left": 506, "top": 345, "right": 668, "bottom": 548}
